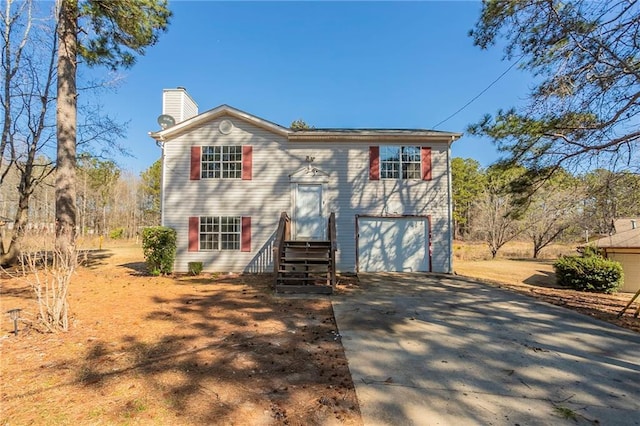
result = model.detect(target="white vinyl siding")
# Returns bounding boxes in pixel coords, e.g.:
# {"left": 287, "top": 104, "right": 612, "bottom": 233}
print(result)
{"left": 162, "top": 116, "right": 453, "bottom": 273}
{"left": 162, "top": 118, "right": 291, "bottom": 272}
{"left": 162, "top": 88, "right": 198, "bottom": 123}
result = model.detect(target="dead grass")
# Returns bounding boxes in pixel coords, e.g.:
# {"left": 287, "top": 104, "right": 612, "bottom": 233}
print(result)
{"left": 453, "top": 239, "right": 577, "bottom": 261}
{"left": 1, "top": 243, "right": 362, "bottom": 425}
{"left": 454, "top": 258, "right": 557, "bottom": 288}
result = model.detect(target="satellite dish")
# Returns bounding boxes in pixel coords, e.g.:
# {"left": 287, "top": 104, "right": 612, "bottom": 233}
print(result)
{"left": 157, "top": 114, "right": 176, "bottom": 129}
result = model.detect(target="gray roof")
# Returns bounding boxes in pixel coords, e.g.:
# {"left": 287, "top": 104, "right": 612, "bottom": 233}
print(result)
{"left": 150, "top": 104, "right": 462, "bottom": 143}
{"left": 293, "top": 128, "right": 461, "bottom": 135}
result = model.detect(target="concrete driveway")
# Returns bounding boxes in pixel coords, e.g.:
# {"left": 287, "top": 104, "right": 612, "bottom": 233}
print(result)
{"left": 332, "top": 273, "right": 640, "bottom": 426}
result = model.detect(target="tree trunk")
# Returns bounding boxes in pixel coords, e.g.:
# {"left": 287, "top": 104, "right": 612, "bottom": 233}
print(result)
{"left": 0, "top": 187, "right": 31, "bottom": 265}
{"left": 532, "top": 246, "right": 540, "bottom": 259}
{"left": 55, "top": 0, "right": 78, "bottom": 252}
{"left": 1, "top": 0, "right": 13, "bottom": 178}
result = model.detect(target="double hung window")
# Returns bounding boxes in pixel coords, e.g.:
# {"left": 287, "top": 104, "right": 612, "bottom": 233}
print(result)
{"left": 201, "top": 146, "right": 242, "bottom": 179}
{"left": 199, "top": 216, "right": 241, "bottom": 250}
{"left": 380, "top": 146, "right": 421, "bottom": 179}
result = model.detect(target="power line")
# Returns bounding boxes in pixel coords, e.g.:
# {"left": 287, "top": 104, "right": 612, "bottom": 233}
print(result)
{"left": 432, "top": 58, "right": 522, "bottom": 130}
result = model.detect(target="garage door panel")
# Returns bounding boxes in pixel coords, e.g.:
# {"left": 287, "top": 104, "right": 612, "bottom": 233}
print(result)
{"left": 358, "top": 217, "right": 429, "bottom": 272}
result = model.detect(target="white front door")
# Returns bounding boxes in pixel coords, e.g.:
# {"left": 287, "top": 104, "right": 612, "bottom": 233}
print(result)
{"left": 295, "top": 184, "right": 325, "bottom": 240}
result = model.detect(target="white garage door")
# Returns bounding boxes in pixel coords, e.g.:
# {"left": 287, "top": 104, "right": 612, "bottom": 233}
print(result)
{"left": 358, "top": 217, "right": 430, "bottom": 272}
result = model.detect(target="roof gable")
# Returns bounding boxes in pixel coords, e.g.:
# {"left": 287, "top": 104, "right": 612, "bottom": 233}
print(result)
{"left": 149, "top": 104, "right": 290, "bottom": 141}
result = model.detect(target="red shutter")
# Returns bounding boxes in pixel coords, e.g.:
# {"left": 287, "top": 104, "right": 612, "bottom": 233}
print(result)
{"left": 369, "top": 146, "right": 379, "bottom": 180}
{"left": 242, "top": 146, "right": 252, "bottom": 180}
{"left": 188, "top": 217, "right": 199, "bottom": 252}
{"left": 190, "top": 146, "right": 201, "bottom": 180}
{"left": 241, "top": 216, "right": 251, "bottom": 252}
{"left": 421, "top": 147, "right": 432, "bottom": 181}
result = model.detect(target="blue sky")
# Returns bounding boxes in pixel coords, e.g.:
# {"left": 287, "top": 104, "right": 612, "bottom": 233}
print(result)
{"left": 95, "top": 1, "right": 532, "bottom": 174}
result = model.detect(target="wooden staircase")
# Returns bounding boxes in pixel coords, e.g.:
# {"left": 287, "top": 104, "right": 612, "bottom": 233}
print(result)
{"left": 273, "top": 212, "right": 337, "bottom": 294}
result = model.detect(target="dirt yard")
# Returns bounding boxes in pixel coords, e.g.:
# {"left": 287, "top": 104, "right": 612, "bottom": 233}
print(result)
{"left": 3, "top": 242, "right": 639, "bottom": 425}
{"left": 1, "top": 244, "right": 362, "bottom": 425}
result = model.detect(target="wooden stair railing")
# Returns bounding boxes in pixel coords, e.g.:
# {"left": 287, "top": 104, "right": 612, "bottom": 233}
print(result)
{"left": 328, "top": 212, "right": 337, "bottom": 288}
{"left": 273, "top": 211, "right": 291, "bottom": 285}
{"left": 274, "top": 212, "right": 337, "bottom": 294}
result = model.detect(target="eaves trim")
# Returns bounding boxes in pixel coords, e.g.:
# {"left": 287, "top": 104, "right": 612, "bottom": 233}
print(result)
{"left": 149, "top": 104, "right": 290, "bottom": 142}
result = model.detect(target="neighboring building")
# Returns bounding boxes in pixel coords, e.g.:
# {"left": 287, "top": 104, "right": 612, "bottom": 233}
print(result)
{"left": 150, "top": 88, "right": 461, "bottom": 276}
{"left": 593, "top": 218, "right": 640, "bottom": 293}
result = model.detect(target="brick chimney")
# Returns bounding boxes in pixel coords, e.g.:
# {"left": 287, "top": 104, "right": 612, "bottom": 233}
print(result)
{"left": 162, "top": 87, "right": 198, "bottom": 124}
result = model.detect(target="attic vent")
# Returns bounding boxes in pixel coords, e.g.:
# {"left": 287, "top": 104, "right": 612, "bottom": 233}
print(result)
{"left": 219, "top": 120, "right": 233, "bottom": 135}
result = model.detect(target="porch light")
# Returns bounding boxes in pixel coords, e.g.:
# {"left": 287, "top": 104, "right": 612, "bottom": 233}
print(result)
{"left": 7, "top": 308, "right": 21, "bottom": 336}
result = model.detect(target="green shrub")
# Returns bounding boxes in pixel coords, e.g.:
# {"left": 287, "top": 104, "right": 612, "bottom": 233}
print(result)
{"left": 109, "top": 227, "right": 125, "bottom": 239}
{"left": 579, "top": 244, "right": 601, "bottom": 257}
{"left": 554, "top": 253, "right": 623, "bottom": 293}
{"left": 188, "top": 262, "right": 203, "bottom": 276}
{"left": 142, "top": 227, "right": 177, "bottom": 276}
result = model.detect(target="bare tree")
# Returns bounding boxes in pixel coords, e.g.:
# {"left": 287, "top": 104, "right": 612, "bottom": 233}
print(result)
{"left": 1, "top": 0, "right": 57, "bottom": 264}
{"left": 523, "top": 173, "right": 583, "bottom": 258}
{"left": 20, "top": 237, "right": 76, "bottom": 332}
{"left": 581, "top": 169, "right": 640, "bottom": 235}
{"left": 0, "top": 1, "right": 125, "bottom": 265}
{"left": 472, "top": 166, "right": 524, "bottom": 258}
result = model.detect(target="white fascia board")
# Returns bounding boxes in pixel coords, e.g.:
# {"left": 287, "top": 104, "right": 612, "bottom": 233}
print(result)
{"left": 149, "top": 105, "right": 290, "bottom": 142}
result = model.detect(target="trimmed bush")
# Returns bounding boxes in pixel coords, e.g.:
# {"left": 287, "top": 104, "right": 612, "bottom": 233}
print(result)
{"left": 188, "top": 262, "right": 203, "bottom": 276}
{"left": 142, "top": 227, "right": 177, "bottom": 276}
{"left": 554, "top": 253, "right": 623, "bottom": 293}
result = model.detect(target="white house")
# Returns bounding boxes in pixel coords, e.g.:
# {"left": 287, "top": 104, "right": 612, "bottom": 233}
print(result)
{"left": 149, "top": 88, "right": 461, "bottom": 285}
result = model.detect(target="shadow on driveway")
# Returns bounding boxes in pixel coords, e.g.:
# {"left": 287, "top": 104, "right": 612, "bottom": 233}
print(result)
{"left": 333, "top": 273, "right": 640, "bottom": 426}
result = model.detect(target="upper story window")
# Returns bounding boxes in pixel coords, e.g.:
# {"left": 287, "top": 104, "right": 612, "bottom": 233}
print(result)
{"left": 201, "top": 146, "right": 242, "bottom": 179}
{"left": 191, "top": 145, "right": 252, "bottom": 181}
{"left": 380, "top": 146, "right": 422, "bottom": 179}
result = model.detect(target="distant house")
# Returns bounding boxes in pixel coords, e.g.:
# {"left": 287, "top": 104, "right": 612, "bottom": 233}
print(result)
{"left": 149, "top": 88, "right": 461, "bottom": 288}
{"left": 593, "top": 218, "right": 640, "bottom": 293}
